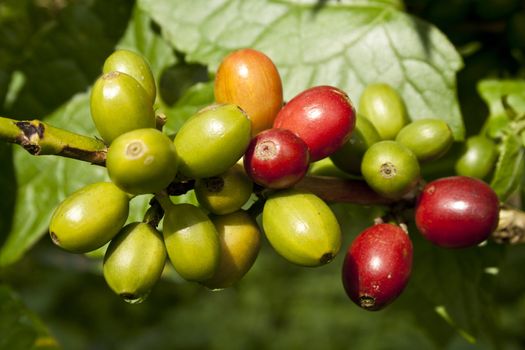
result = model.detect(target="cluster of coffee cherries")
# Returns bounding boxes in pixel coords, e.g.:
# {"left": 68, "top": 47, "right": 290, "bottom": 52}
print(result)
{"left": 48, "top": 48, "right": 500, "bottom": 310}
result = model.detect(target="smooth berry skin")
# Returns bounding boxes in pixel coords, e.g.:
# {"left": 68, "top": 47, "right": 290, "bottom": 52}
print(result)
{"left": 214, "top": 48, "right": 283, "bottom": 136}
{"left": 244, "top": 128, "right": 310, "bottom": 189}
{"left": 273, "top": 85, "right": 356, "bottom": 161}
{"left": 415, "top": 176, "right": 500, "bottom": 248}
{"left": 342, "top": 223, "right": 413, "bottom": 311}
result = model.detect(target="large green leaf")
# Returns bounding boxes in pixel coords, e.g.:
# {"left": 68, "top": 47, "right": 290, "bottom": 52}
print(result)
{"left": 115, "top": 5, "right": 177, "bottom": 90}
{"left": 139, "top": 0, "right": 464, "bottom": 139}
{"left": 408, "top": 231, "right": 505, "bottom": 345}
{"left": 2, "top": 0, "right": 134, "bottom": 119}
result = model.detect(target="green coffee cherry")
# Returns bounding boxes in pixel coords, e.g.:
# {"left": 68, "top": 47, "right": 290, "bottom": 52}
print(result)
{"left": 174, "top": 104, "right": 252, "bottom": 178}
{"left": 358, "top": 83, "right": 408, "bottom": 140}
{"left": 262, "top": 189, "right": 342, "bottom": 267}
{"left": 162, "top": 202, "right": 220, "bottom": 282}
{"left": 195, "top": 164, "right": 253, "bottom": 215}
{"left": 49, "top": 182, "right": 130, "bottom": 253}
{"left": 103, "top": 49, "right": 157, "bottom": 105}
{"left": 103, "top": 222, "right": 166, "bottom": 304}
{"left": 361, "top": 140, "right": 420, "bottom": 199}
{"left": 455, "top": 135, "right": 498, "bottom": 180}
{"left": 395, "top": 118, "right": 454, "bottom": 162}
{"left": 330, "top": 115, "right": 381, "bottom": 175}
{"left": 90, "top": 71, "right": 156, "bottom": 144}
{"left": 202, "top": 210, "right": 261, "bottom": 290}
{"left": 106, "top": 128, "right": 178, "bottom": 195}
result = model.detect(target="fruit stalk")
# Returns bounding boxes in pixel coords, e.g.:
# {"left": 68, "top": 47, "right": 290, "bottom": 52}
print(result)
{"left": 0, "top": 116, "right": 107, "bottom": 165}
{"left": 493, "top": 206, "right": 525, "bottom": 244}
{"left": 295, "top": 175, "right": 397, "bottom": 205}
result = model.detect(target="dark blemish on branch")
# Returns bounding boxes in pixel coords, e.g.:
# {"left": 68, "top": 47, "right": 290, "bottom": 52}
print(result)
{"left": 16, "top": 121, "right": 45, "bottom": 139}
{"left": 62, "top": 145, "right": 107, "bottom": 166}
{"left": 14, "top": 121, "right": 45, "bottom": 154}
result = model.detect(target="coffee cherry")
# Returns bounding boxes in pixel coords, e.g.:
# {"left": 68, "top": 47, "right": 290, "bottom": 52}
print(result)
{"left": 358, "top": 83, "right": 408, "bottom": 140}
{"left": 262, "top": 189, "right": 342, "bottom": 267}
{"left": 195, "top": 164, "right": 253, "bottom": 215}
{"left": 455, "top": 135, "right": 498, "bottom": 180}
{"left": 106, "top": 128, "right": 178, "bottom": 195}
{"left": 103, "top": 49, "right": 156, "bottom": 105}
{"left": 49, "top": 182, "right": 130, "bottom": 253}
{"left": 330, "top": 115, "right": 381, "bottom": 175}
{"left": 342, "top": 223, "right": 413, "bottom": 311}
{"left": 162, "top": 202, "right": 220, "bottom": 281}
{"left": 174, "top": 104, "right": 251, "bottom": 178}
{"left": 202, "top": 210, "right": 261, "bottom": 290}
{"left": 273, "top": 85, "right": 356, "bottom": 161}
{"left": 361, "top": 140, "right": 420, "bottom": 199}
{"left": 214, "top": 48, "right": 283, "bottom": 136}
{"left": 90, "top": 71, "right": 156, "bottom": 143}
{"left": 395, "top": 119, "right": 454, "bottom": 162}
{"left": 103, "top": 222, "right": 166, "bottom": 304}
{"left": 244, "top": 128, "right": 310, "bottom": 189}
{"left": 415, "top": 176, "right": 500, "bottom": 248}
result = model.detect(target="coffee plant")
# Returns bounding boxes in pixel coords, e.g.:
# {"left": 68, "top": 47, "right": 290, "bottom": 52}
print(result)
{"left": 1, "top": 1, "right": 525, "bottom": 349}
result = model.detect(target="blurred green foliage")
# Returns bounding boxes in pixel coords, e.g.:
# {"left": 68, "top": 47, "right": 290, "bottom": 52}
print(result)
{"left": 1, "top": 1, "right": 525, "bottom": 349}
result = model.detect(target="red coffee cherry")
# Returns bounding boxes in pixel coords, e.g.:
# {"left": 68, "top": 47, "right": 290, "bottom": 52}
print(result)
{"left": 415, "top": 176, "right": 500, "bottom": 248}
{"left": 244, "top": 128, "right": 310, "bottom": 189}
{"left": 273, "top": 85, "right": 356, "bottom": 161}
{"left": 342, "top": 223, "right": 413, "bottom": 311}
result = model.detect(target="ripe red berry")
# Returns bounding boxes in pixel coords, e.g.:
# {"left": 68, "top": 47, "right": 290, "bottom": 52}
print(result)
{"left": 415, "top": 176, "right": 500, "bottom": 248}
{"left": 243, "top": 128, "right": 310, "bottom": 189}
{"left": 273, "top": 85, "right": 356, "bottom": 161}
{"left": 342, "top": 223, "right": 413, "bottom": 311}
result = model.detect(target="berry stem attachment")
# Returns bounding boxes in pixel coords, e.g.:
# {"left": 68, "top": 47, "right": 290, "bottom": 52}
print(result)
{"left": 0, "top": 116, "right": 107, "bottom": 165}
{"left": 493, "top": 206, "right": 525, "bottom": 244}
{"left": 143, "top": 198, "right": 165, "bottom": 228}
{"left": 153, "top": 191, "right": 175, "bottom": 212}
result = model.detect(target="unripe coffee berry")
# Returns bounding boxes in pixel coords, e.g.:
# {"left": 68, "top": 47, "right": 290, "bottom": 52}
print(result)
{"left": 90, "top": 71, "right": 155, "bottom": 143}
{"left": 103, "top": 49, "right": 157, "bottom": 105}
{"left": 361, "top": 140, "right": 420, "bottom": 199}
{"left": 455, "top": 135, "right": 498, "bottom": 180}
{"left": 358, "top": 83, "right": 408, "bottom": 140}
{"left": 106, "top": 128, "right": 178, "bottom": 195}
{"left": 395, "top": 118, "right": 454, "bottom": 162}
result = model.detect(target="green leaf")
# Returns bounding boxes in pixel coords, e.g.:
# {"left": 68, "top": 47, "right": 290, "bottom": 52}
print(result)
{"left": 477, "top": 79, "right": 525, "bottom": 138}
{"left": 139, "top": 0, "right": 464, "bottom": 139}
{"left": 163, "top": 82, "right": 215, "bottom": 134}
{"left": 0, "top": 284, "right": 60, "bottom": 350}
{"left": 490, "top": 131, "right": 524, "bottom": 201}
{"left": 115, "top": 5, "right": 177, "bottom": 90}
{"left": 3, "top": 0, "right": 134, "bottom": 119}
{"left": 409, "top": 231, "right": 505, "bottom": 344}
